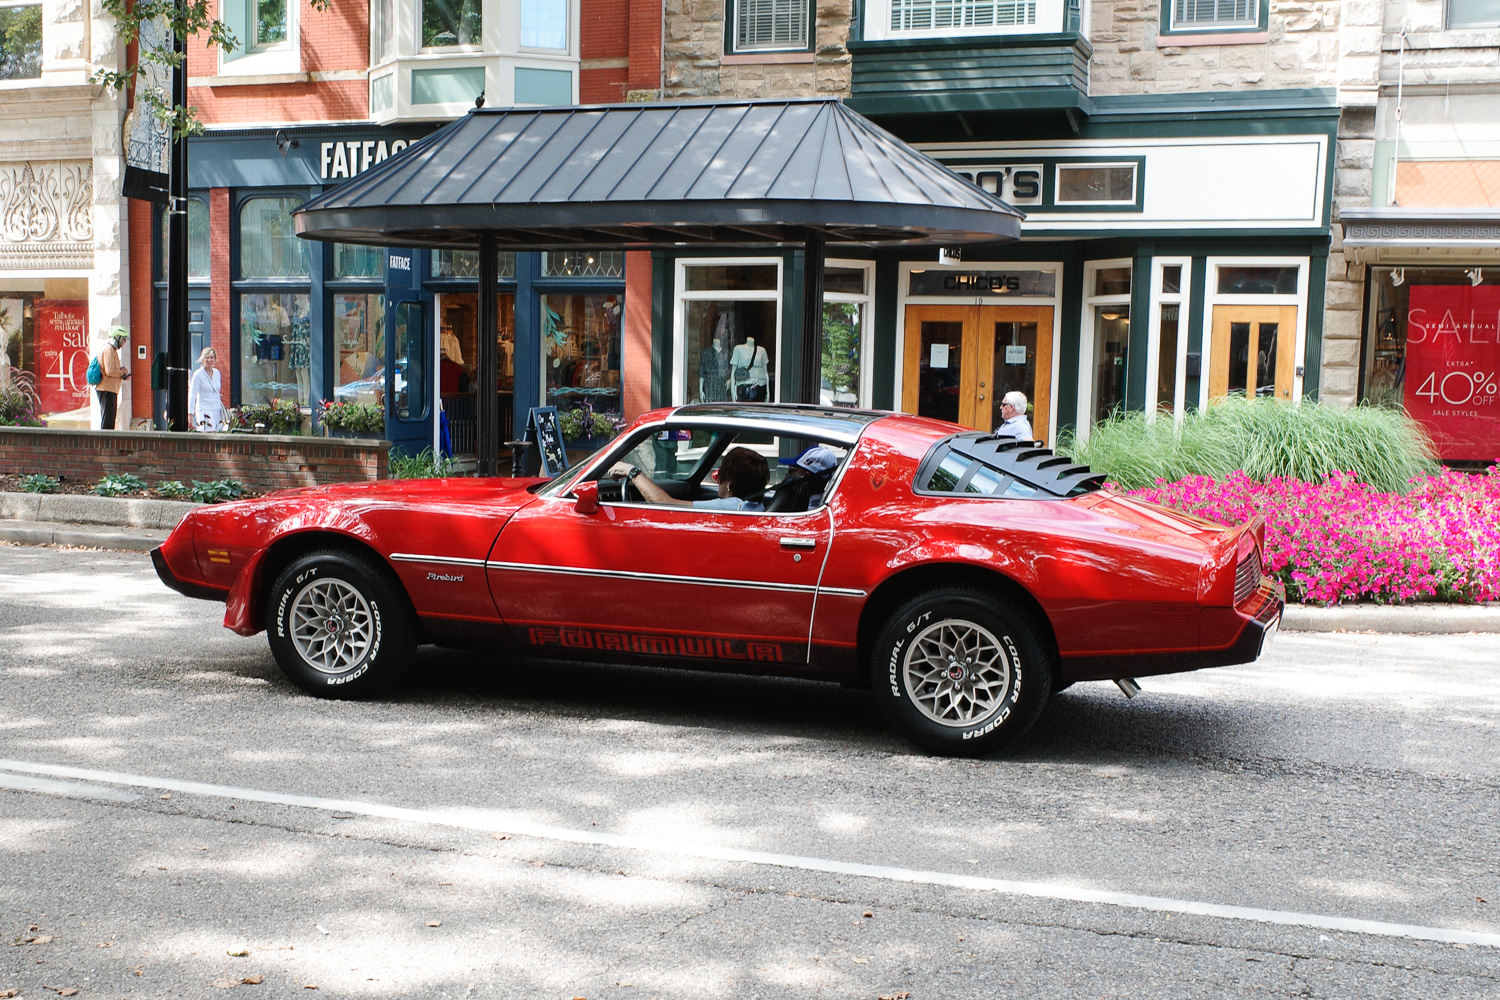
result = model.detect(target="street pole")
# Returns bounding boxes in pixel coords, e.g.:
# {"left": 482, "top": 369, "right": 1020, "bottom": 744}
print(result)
{"left": 165, "top": 0, "right": 189, "bottom": 431}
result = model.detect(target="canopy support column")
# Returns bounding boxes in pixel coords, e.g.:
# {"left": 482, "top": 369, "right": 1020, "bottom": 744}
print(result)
{"left": 476, "top": 236, "right": 499, "bottom": 476}
{"left": 798, "top": 233, "right": 825, "bottom": 405}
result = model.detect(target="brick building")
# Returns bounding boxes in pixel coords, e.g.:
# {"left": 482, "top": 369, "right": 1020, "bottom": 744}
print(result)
{"left": 127, "top": 0, "right": 663, "bottom": 461}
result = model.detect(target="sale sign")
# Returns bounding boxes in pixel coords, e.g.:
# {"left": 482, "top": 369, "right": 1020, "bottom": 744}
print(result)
{"left": 34, "top": 299, "right": 91, "bottom": 415}
{"left": 1404, "top": 286, "right": 1500, "bottom": 460}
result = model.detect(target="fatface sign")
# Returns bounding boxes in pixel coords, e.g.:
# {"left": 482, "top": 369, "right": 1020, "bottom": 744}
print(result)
{"left": 1404, "top": 285, "right": 1500, "bottom": 460}
{"left": 319, "top": 139, "right": 412, "bottom": 180}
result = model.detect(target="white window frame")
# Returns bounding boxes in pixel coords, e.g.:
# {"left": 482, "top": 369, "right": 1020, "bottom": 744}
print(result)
{"left": 821, "top": 259, "right": 876, "bottom": 409}
{"left": 219, "top": 0, "right": 300, "bottom": 76}
{"left": 1145, "top": 257, "right": 1192, "bottom": 427}
{"left": 673, "top": 257, "right": 785, "bottom": 407}
{"left": 1199, "top": 255, "right": 1309, "bottom": 410}
{"left": 519, "top": 0, "right": 569, "bottom": 52}
{"left": 1053, "top": 162, "right": 1139, "bottom": 207}
{"left": 417, "top": 0, "right": 483, "bottom": 53}
{"left": 1447, "top": 0, "right": 1500, "bottom": 28}
{"left": 1168, "top": 0, "right": 1258, "bottom": 33}
{"left": 893, "top": 259, "right": 1064, "bottom": 444}
{"left": 862, "top": 0, "right": 1068, "bottom": 40}
{"left": 1075, "top": 258, "right": 1133, "bottom": 444}
{"left": 731, "top": 0, "right": 810, "bottom": 53}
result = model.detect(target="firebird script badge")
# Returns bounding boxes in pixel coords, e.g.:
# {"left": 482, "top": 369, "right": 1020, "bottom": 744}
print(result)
{"left": 427, "top": 572, "right": 464, "bottom": 582}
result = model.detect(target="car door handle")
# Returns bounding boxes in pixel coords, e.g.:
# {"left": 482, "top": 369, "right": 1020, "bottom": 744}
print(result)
{"left": 779, "top": 537, "right": 817, "bottom": 550}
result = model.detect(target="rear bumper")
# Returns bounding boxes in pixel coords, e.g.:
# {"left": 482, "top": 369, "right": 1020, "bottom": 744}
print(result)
{"left": 1061, "top": 579, "right": 1284, "bottom": 682}
{"left": 151, "top": 546, "right": 229, "bottom": 603}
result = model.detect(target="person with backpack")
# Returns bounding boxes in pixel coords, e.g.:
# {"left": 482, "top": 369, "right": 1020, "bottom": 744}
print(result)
{"left": 93, "top": 328, "right": 129, "bottom": 429}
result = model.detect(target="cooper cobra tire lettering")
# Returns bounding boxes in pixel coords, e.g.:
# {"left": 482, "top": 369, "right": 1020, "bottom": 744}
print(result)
{"left": 868, "top": 588, "right": 1053, "bottom": 758}
{"left": 265, "top": 550, "right": 415, "bottom": 700}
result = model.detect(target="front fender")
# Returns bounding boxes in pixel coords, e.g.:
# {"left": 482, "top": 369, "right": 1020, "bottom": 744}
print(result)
{"left": 223, "top": 546, "right": 270, "bottom": 637}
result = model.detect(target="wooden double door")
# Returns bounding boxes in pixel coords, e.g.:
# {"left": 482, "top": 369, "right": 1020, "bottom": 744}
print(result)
{"left": 903, "top": 305, "right": 1053, "bottom": 438}
{"left": 1209, "top": 305, "right": 1297, "bottom": 401}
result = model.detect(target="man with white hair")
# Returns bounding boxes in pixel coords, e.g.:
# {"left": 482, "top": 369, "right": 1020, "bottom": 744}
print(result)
{"left": 995, "top": 390, "right": 1033, "bottom": 441}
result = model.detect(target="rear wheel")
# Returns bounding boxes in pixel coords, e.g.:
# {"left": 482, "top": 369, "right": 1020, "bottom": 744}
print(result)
{"left": 871, "top": 588, "right": 1051, "bottom": 757}
{"left": 265, "top": 550, "right": 417, "bottom": 698}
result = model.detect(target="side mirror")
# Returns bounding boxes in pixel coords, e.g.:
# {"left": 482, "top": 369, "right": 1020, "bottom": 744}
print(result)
{"left": 573, "top": 480, "right": 600, "bottom": 515}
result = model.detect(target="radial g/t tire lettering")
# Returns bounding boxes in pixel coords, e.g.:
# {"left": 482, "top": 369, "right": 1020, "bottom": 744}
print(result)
{"left": 265, "top": 549, "right": 418, "bottom": 698}
{"left": 871, "top": 588, "right": 1052, "bottom": 757}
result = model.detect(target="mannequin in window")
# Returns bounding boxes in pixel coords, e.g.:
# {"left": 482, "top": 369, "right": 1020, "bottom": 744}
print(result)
{"left": 729, "top": 334, "right": 769, "bottom": 402}
{"left": 698, "top": 324, "right": 731, "bottom": 403}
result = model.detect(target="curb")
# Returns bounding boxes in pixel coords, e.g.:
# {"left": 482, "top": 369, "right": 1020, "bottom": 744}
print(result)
{"left": 0, "top": 520, "right": 170, "bottom": 552}
{"left": 0, "top": 491, "right": 201, "bottom": 530}
{"left": 1281, "top": 603, "right": 1500, "bottom": 634}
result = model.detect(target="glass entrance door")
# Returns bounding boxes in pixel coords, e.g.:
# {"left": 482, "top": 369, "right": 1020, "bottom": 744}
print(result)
{"left": 1209, "top": 305, "right": 1297, "bottom": 401}
{"left": 903, "top": 305, "right": 1053, "bottom": 437}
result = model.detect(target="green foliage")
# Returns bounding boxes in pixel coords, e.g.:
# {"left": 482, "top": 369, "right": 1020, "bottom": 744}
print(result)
{"left": 94, "top": 473, "right": 148, "bottom": 497}
{"left": 21, "top": 474, "right": 59, "bottom": 494}
{"left": 226, "top": 398, "right": 303, "bottom": 435}
{"left": 389, "top": 447, "right": 457, "bottom": 480}
{"left": 319, "top": 399, "right": 385, "bottom": 435}
{"left": 0, "top": 4, "right": 42, "bottom": 80}
{"left": 558, "top": 405, "right": 618, "bottom": 442}
{"left": 1057, "top": 396, "right": 1440, "bottom": 494}
{"left": 155, "top": 480, "right": 190, "bottom": 500}
{"left": 820, "top": 302, "right": 861, "bottom": 402}
{"left": 188, "top": 479, "right": 246, "bottom": 504}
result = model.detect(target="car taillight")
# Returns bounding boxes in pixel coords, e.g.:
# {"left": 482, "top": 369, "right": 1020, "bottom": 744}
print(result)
{"left": 1234, "top": 547, "right": 1263, "bottom": 606}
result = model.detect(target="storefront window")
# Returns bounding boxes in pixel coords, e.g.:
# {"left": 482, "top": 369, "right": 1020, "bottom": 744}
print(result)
{"left": 159, "top": 200, "right": 211, "bottom": 279}
{"left": 1365, "top": 266, "right": 1500, "bottom": 460}
{"left": 239, "top": 197, "right": 308, "bottom": 279}
{"left": 333, "top": 243, "right": 383, "bottom": 279}
{"left": 1156, "top": 304, "right": 1179, "bottom": 412}
{"left": 393, "top": 301, "right": 427, "bottom": 420}
{"left": 0, "top": 3, "right": 42, "bottom": 80}
{"left": 240, "top": 292, "right": 311, "bottom": 406}
{"left": 821, "top": 265, "right": 871, "bottom": 408}
{"left": 431, "top": 249, "right": 516, "bottom": 279}
{"left": 422, "top": 0, "right": 480, "bottom": 47}
{"left": 1217, "top": 266, "right": 1298, "bottom": 295}
{"left": 542, "top": 250, "right": 622, "bottom": 278}
{"left": 679, "top": 261, "right": 781, "bottom": 405}
{"left": 436, "top": 292, "right": 516, "bottom": 457}
{"left": 542, "top": 294, "right": 623, "bottom": 443}
{"left": 1085, "top": 262, "right": 1132, "bottom": 428}
{"left": 334, "top": 293, "right": 385, "bottom": 406}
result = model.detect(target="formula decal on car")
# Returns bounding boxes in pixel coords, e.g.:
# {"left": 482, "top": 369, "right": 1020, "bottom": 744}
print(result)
{"left": 526, "top": 626, "right": 786, "bottom": 662}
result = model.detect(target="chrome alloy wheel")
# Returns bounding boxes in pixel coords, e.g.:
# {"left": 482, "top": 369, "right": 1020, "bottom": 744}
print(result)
{"left": 902, "top": 618, "right": 1013, "bottom": 727}
{"left": 289, "top": 577, "right": 375, "bottom": 674}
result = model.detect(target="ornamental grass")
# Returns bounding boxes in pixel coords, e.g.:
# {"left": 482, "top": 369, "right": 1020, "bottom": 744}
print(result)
{"left": 1061, "top": 396, "right": 1439, "bottom": 494}
{"left": 1128, "top": 465, "right": 1500, "bottom": 605}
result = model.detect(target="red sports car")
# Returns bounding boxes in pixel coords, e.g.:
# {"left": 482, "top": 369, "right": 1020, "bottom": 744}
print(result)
{"left": 152, "top": 404, "right": 1283, "bottom": 756}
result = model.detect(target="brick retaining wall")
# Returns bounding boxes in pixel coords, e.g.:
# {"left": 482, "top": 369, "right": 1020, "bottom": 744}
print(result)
{"left": 0, "top": 427, "right": 388, "bottom": 492}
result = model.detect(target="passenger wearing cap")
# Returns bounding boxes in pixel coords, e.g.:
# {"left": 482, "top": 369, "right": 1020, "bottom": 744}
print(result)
{"left": 777, "top": 445, "right": 840, "bottom": 510}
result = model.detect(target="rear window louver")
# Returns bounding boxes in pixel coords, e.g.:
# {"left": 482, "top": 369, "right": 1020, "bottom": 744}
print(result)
{"left": 916, "top": 433, "right": 1108, "bottom": 500}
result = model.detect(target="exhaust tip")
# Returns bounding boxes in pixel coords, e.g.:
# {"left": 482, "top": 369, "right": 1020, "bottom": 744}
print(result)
{"left": 1114, "top": 677, "right": 1141, "bottom": 700}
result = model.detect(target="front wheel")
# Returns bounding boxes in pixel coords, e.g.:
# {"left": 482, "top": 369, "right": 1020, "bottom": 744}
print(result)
{"left": 265, "top": 550, "right": 417, "bottom": 698}
{"left": 870, "top": 588, "right": 1052, "bottom": 757}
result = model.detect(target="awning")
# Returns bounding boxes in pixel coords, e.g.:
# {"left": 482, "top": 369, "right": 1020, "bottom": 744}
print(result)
{"left": 1341, "top": 207, "right": 1500, "bottom": 264}
{"left": 293, "top": 99, "right": 1024, "bottom": 249}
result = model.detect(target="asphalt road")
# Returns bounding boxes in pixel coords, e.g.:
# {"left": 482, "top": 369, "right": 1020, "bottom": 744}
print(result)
{"left": 2, "top": 544, "right": 1498, "bottom": 999}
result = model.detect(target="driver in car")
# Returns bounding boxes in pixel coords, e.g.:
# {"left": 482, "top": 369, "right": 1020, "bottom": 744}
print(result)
{"left": 611, "top": 446, "right": 769, "bottom": 512}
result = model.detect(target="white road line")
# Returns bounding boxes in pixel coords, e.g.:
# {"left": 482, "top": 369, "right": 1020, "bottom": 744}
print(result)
{"left": 3, "top": 757, "right": 1497, "bottom": 950}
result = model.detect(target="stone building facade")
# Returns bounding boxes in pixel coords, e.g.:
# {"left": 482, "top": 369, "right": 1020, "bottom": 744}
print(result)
{"left": 0, "top": 0, "right": 131, "bottom": 428}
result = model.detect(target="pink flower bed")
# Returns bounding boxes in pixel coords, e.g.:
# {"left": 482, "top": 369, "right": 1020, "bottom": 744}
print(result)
{"left": 1126, "top": 464, "right": 1500, "bottom": 605}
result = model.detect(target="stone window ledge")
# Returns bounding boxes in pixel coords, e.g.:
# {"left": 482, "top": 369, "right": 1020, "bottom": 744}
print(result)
{"left": 1157, "top": 31, "right": 1269, "bottom": 48}
{"left": 720, "top": 52, "right": 816, "bottom": 65}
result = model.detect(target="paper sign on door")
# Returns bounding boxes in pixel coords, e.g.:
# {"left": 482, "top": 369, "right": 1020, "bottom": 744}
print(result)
{"left": 930, "top": 344, "right": 950, "bottom": 369}
{"left": 1005, "top": 345, "right": 1027, "bottom": 365}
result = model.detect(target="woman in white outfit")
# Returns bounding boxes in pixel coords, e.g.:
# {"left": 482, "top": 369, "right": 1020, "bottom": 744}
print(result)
{"left": 188, "top": 347, "right": 225, "bottom": 432}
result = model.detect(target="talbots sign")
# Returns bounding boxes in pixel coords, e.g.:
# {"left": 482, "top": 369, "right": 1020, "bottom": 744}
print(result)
{"left": 1404, "top": 285, "right": 1500, "bottom": 459}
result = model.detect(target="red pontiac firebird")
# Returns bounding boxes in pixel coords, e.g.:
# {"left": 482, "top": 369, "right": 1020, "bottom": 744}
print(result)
{"left": 152, "top": 404, "right": 1283, "bottom": 756}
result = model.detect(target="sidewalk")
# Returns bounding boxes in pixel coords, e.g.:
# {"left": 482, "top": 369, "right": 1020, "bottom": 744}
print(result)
{"left": 2, "top": 491, "right": 1497, "bottom": 632}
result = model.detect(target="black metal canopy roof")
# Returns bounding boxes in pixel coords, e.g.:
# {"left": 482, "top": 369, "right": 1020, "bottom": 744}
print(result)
{"left": 293, "top": 99, "right": 1023, "bottom": 250}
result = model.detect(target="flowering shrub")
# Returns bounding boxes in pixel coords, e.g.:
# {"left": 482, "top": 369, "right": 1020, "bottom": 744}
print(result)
{"left": 318, "top": 399, "right": 385, "bottom": 435}
{"left": 1128, "top": 462, "right": 1500, "bottom": 605}
{"left": 226, "top": 398, "right": 303, "bottom": 435}
{"left": 0, "top": 370, "right": 45, "bottom": 427}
